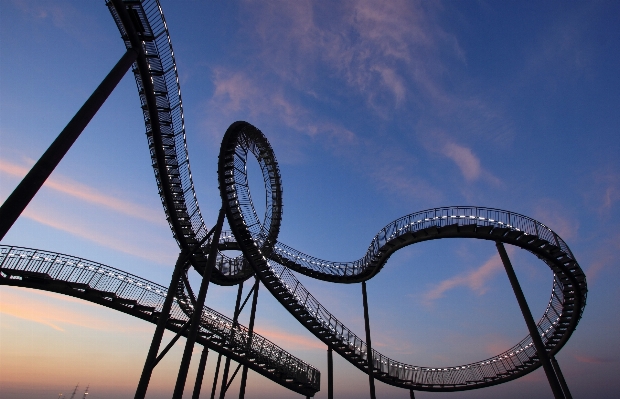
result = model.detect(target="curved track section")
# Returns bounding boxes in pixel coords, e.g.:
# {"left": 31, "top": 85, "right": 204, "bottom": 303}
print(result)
{"left": 218, "top": 122, "right": 587, "bottom": 391}
{"left": 0, "top": 245, "right": 319, "bottom": 396}
{"left": 106, "top": 0, "right": 587, "bottom": 392}
{"left": 106, "top": 0, "right": 253, "bottom": 285}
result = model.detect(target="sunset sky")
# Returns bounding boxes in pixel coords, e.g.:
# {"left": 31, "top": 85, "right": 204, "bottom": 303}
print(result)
{"left": 1, "top": 1, "right": 619, "bottom": 398}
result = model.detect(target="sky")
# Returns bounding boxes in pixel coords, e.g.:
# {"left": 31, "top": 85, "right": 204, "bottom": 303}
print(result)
{"left": 0, "top": 0, "right": 619, "bottom": 398}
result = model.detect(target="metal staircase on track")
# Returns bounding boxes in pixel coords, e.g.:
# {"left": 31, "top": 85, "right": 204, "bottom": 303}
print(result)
{"left": 104, "top": 0, "right": 587, "bottom": 394}
{"left": 0, "top": 245, "right": 319, "bottom": 396}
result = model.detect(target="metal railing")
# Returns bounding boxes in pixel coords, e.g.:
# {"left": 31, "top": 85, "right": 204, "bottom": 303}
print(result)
{"left": 0, "top": 245, "right": 319, "bottom": 391}
{"left": 272, "top": 206, "right": 578, "bottom": 279}
{"left": 107, "top": 0, "right": 209, "bottom": 248}
{"left": 104, "top": 0, "right": 586, "bottom": 391}
{"left": 263, "top": 258, "right": 566, "bottom": 388}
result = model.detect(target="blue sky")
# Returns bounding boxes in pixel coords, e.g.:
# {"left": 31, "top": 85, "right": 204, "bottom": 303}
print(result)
{"left": 1, "top": 1, "right": 619, "bottom": 398}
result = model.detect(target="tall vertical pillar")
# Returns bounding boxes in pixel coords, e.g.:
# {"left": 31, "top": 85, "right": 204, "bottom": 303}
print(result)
{"left": 496, "top": 242, "right": 567, "bottom": 399}
{"left": 211, "top": 354, "right": 223, "bottom": 399}
{"left": 239, "top": 276, "right": 260, "bottom": 399}
{"left": 172, "top": 209, "right": 226, "bottom": 399}
{"left": 327, "top": 347, "right": 334, "bottom": 399}
{"left": 219, "top": 282, "right": 245, "bottom": 399}
{"left": 192, "top": 347, "right": 210, "bottom": 399}
{"left": 551, "top": 356, "right": 573, "bottom": 399}
{"left": 135, "top": 250, "right": 188, "bottom": 399}
{"left": 361, "top": 281, "right": 376, "bottom": 399}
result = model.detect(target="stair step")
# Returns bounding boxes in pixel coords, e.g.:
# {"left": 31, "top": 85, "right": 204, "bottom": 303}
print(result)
{"left": 134, "top": 305, "right": 156, "bottom": 313}
{"left": 1, "top": 268, "right": 52, "bottom": 280}
{"left": 115, "top": 297, "right": 137, "bottom": 306}
{"left": 68, "top": 282, "right": 90, "bottom": 290}
{"left": 476, "top": 226, "right": 493, "bottom": 235}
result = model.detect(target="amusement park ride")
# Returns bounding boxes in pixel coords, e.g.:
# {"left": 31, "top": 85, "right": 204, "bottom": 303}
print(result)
{"left": 0, "top": 1, "right": 586, "bottom": 398}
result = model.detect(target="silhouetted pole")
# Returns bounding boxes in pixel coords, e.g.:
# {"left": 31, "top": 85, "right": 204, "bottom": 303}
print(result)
{"left": 409, "top": 389, "right": 416, "bottom": 398}
{"left": 134, "top": 251, "right": 188, "bottom": 399}
{"left": 192, "top": 347, "right": 210, "bottom": 399}
{"left": 211, "top": 354, "right": 223, "bottom": 399}
{"left": 496, "top": 242, "right": 567, "bottom": 399}
{"left": 551, "top": 356, "right": 573, "bottom": 399}
{"left": 0, "top": 48, "right": 137, "bottom": 240}
{"left": 172, "top": 209, "right": 226, "bottom": 399}
{"left": 238, "top": 276, "right": 260, "bottom": 399}
{"left": 327, "top": 347, "right": 334, "bottom": 399}
{"left": 361, "top": 281, "right": 376, "bottom": 399}
{"left": 219, "top": 282, "right": 245, "bottom": 399}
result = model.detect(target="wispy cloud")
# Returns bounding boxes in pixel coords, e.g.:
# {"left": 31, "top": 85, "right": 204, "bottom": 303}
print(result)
{"left": 21, "top": 206, "right": 176, "bottom": 265}
{"left": 584, "top": 232, "right": 620, "bottom": 282}
{"left": 0, "top": 159, "right": 166, "bottom": 227}
{"left": 243, "top": 0, "right": 457, "bottom": 113}
{"left": 587, "top": 167, "right": 620, "bottom": 214}
{"left": 575, "top": 355, "right": 615, "bottom": 364}
{"left": 209, "top": 69, "right": 356, "bottom": 145}
{"left": 421, "top": 131, "right": 502, "bottom": 185}
{"left": 0, "top": 287, "right": 152, "bottom": 333}
{"left": 441, "top": 141, "right": 481, "bottom": 181}
{"left": 423, "top": 252, "right": 504, "bottom": 304}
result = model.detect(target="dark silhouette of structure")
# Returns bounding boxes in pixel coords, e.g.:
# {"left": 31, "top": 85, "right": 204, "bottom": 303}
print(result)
{"left": 0, "top": 245, "right": 320, "bottom": 395}
{"left": 0, "top": 1, "right": 586, "bottom": 398}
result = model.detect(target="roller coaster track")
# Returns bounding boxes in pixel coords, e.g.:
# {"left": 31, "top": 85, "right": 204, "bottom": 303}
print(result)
{"left": 217, "top": 122, "right": 587, "bottom": 391}
{"left": 0, "top": 245, "right": 319, "bottom": 396}
{"left": 104, "top": 0, "right": 588, "bottom": 393}
{"left": 1, "top": 0, "right": 585, "bottom": 395}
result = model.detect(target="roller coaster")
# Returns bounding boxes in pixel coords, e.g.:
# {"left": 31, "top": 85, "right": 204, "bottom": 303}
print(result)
{"left": 0, "top": 1, "right": 587, "bottom": 398}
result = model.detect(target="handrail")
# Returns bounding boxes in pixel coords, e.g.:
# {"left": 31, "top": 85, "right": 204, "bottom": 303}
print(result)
{"left": 0, "top": 245, "right": 320, "bottom": 393}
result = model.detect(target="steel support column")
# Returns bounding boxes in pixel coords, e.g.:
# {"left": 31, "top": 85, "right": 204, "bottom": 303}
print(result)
{"left": 134, "top": 251, "right": 188, "bottom": 399}
{"left": 239, "top": 276, "right": 260, "bottom": 399}
{"left": 361, "top": 281, "right": 376, "bottom": 399}
{"left": 211, "top": 353, "right": 223, "bottom": 399}
{"left": 219, "top": 282, "right": 245, "bottom": 399}
{"left": 0, "top": 48, "right": 137, "bottom": 240}
{"left": 551, "top": 356, "right": 573, "bottom": 399}
{"left": 172, "top": 209, "right": 226, "bottom": 399}
{"left": 496, "top": 242, "right": 566, "bottom": 399}
{"left": 192, "top": 347, "right": 210, "bottom": 399}
{"left": 410, "top": 389, "right": 415, "bottom": 398}
{"left": 327, "top": 347, "right": 334, "bottom": 399}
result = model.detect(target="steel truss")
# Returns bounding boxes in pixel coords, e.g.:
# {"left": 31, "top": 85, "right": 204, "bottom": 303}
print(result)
{"left": 0, "top": 245, "right": 320, "bottom": 395}
{"left": 0, "top": 0, "right": 586, "bottom": 398}
{"left": 217, "top": 122, "right": 586, "bottom": 394}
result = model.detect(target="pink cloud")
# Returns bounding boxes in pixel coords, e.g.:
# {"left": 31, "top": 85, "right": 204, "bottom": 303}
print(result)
{"left": 0, "top": 159, "right": 166, "bottom": 227}
{"left": 0, "top": 287, "right": 151, "bottom": 333}
{"left": 21, "top": 206, "right": 176, "bottom": 265}
{"left": 575, "top": 355, "right": 614, "bottom": 364}
{"left": 484, "top": 335, "right": 514, "bottom": 357}
{"left": 419, "top": 132, "right": 501, "bottom": 185}
{"left": 242, "top": 0, "right": 459, "bottom": 112}
{"left": 592, "top": 169, "right": 620, "bottom": 213}
{"left": 583, "top": 232, "right": 620, "bottom": 282}
{"left": 441, "top": 141, "right": 481, "bottom": 181}
{"left": 423, "top": 252, "right": 504, "bottom": 304}
{"left": 209, "top": 69, "right": 356, "bottom": 146}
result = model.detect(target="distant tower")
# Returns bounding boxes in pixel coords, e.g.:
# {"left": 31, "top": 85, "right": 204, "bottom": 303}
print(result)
{"left": 69, "top": 383, "right": 79, "bottom": 399}
{"left": 82, "top": 385, "right": 89, "bottom": 399}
